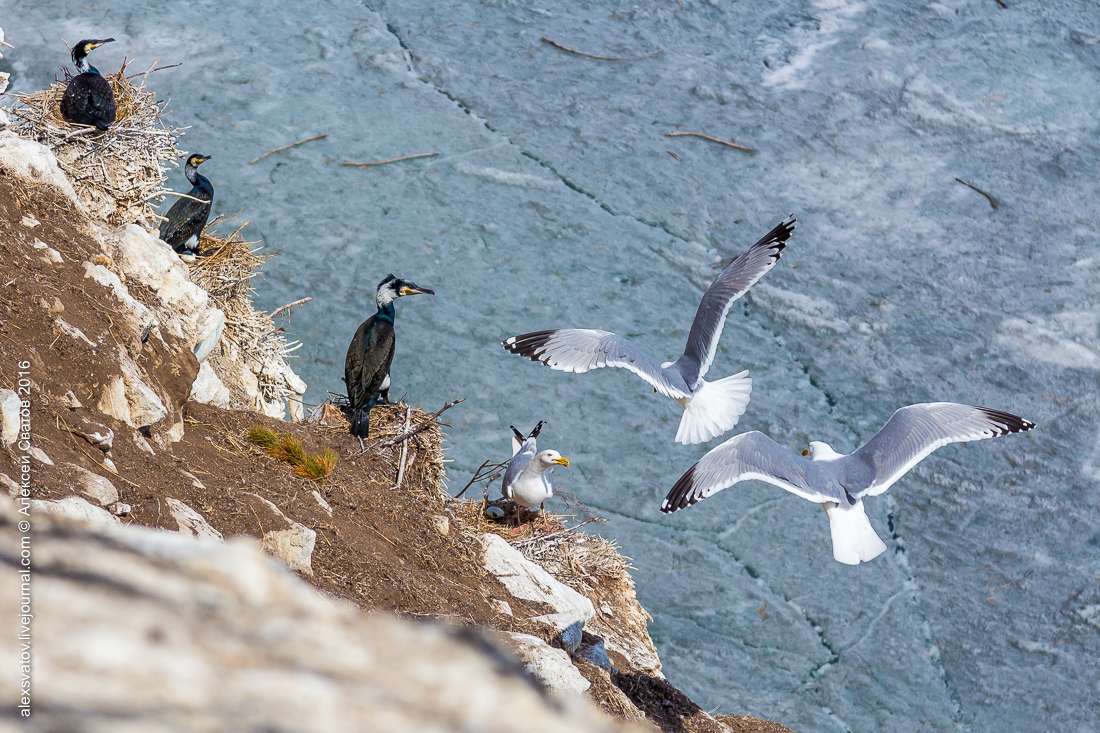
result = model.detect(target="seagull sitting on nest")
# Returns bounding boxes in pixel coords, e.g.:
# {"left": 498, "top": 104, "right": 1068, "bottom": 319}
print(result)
{"left": 661, "top": 403, "right": 1035, "bottom": 565}
{"left": 501, "top": 421, "right": 569, "bottom": 510}
{"left": 503, "top": 217, "right": 795, "bottom": 444}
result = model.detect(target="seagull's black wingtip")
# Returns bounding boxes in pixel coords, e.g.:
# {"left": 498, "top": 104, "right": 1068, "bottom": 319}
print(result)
{"left": 976, "top": 407, "right": 1037, "bottom": 436}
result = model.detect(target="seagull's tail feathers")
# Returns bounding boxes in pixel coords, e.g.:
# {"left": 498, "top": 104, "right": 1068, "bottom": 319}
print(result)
{"left": 824, "top": 500, "right": 887, "bottom": 565}
{"left": 674, "top": 370, "right": 752, "bottom": 445}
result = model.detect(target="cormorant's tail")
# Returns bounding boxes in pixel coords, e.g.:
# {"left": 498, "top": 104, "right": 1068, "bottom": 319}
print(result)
{"left": 674, "top": 371, "right": 752, "bottom": 445}
{"left": 350, "top": 408, "right": 371, "bottom": 438}
{"left": 823, "top": 500, "right": 887, "bottom": 565}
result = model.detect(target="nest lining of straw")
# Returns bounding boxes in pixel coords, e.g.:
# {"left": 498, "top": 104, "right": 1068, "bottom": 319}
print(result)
{"left": 189, "top": 223, "right": 303, "bottom": 411}
{"left": 7, "top": 61, "right": 182, "bottom": 228}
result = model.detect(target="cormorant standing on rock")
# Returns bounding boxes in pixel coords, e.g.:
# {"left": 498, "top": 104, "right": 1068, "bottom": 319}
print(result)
{"left": 159, "top": 154, "right": 213, "bottom": 258}
{"left": 344, "top": 274, "right": 434, "bottom": 441}
{"left": 60, "top": 39, "right": 116, "bottom": 131}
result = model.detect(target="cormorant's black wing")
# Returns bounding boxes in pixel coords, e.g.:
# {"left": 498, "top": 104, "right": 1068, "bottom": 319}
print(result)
{"left": 344, "top": 315, "right": 396, "bottom": 411}
{"left": 159, "top": 194, "right": 212, "bottom": 251}
{"left": 61, "top": 74, "right": 116, "bottom": 130}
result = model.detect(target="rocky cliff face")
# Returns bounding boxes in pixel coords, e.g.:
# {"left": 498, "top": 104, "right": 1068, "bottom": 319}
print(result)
{"left": 0, "top": 74, "right": 790, "bottom": 733}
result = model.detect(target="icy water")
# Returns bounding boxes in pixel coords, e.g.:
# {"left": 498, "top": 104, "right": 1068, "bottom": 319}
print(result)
{"left": 6, "top": 1, "right": 1100, "bottom": 729}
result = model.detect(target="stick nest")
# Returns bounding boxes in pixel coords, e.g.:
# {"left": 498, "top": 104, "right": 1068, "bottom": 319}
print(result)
{"left": 189, "top": 224, "right": 303, "bottom": 411}
{"left": 7, "top": 61, "right": 182, "bottom": 227}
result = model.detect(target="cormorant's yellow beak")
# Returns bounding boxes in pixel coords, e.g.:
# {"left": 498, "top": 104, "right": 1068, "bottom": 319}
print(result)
{"left": 552, "top": 456, "right": 570, "bottom": 467}
{"left": 801, "top": 448, "right": 809, "bottom": 456}
{"left": 399, "top": 285, "right": 435, "bottom": 296}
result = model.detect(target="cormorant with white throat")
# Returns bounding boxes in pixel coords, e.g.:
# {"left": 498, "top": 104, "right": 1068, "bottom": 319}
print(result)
{"left": 60, "top": 38, "right": 116, "bottom": 131}
{"left": 159, "top": 154, "right": 213, "bottom": 257}
{"left": 344, "top": 274, "right": 434, "bottom": 441}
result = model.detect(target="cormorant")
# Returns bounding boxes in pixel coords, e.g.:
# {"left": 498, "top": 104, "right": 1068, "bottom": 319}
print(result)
{"left": 159, "top": 154, "right": 213, "bottom": 257}
{"left": 344, "top": 274, "right": 434, "bottom": 440}
{"left": 502, "top": 217, "right": 795, "bottom": 445}
{"left": 502, "top": 422, "right": 569, "bottom": 509}
{"left": 60, "top": 38, "right": 116, "bottom": 131}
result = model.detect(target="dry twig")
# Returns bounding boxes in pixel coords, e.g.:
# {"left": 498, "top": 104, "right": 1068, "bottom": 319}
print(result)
{"left": 390, "top": 405, "right": 413, "bottom": 490}
{"left": 663, "top": 131, "right": 755, "bottom": 153}
{"left": 269, "top": 297, "right": 312, "bottom": 318}
{"left": 541, "top": 36, "right": 661, "bottom": 61}
{"left": 378, "top": 398, "right": 465, "bottom": 447}
{"left": 341, "top": 152, "right": 439, "bottom": 168}
{"left": 248, "top": 133, "right": 326, "bottom": 164}
{"left": 954, "top": 177, "right": 998, "bottom": 211}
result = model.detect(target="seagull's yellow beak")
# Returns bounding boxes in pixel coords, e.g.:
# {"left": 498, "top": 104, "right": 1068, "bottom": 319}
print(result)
{"left": 552, "top": 456, "right": 570, "bottom": 467}
{"left": 801, "top": 448, "right": 809, "bottom": 456}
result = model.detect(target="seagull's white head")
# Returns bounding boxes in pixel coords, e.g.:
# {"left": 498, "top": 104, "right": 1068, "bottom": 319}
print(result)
{"left": 536, "top": 450, "right": 569, "bottom": 470}
{"left": 801, "top": 441, "right": 844, "bottom": 461}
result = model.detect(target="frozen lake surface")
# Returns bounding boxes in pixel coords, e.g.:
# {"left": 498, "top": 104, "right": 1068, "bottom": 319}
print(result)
{"left": 6, "top": 1, "right": 1099, "bottom": 729}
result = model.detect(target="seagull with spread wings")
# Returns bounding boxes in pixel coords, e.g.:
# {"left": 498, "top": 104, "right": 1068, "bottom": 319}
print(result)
{"left": 661, "top": 402, "right": 1035, "bottom": 564}
{"left": 503, "top": 217, "right": 795, "bottom": 444}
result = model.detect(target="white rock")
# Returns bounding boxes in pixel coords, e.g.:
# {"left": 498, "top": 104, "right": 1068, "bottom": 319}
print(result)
{"left": 31, "top": 496, "right": 119, "bottom": 526}
{"left": 1, "top": 472, "right": 20, "bottom": 498}
{"left": 311, "top": 490, "right": 333, "bottom": 517}
{"left": 263, "top": 526, "right": 316, "bottom": 576}
{"left": 245, "top": 493, "right": 316, "bottom": 575}
{"left": 69, "top": 419, "right": 114, "bottom": 452}
{"left": 190, "top": 361, "right": 231, "bottom": 408}
{"left": 193, "top": 308, "right": 225, "bottom": 363}
{"left": 118, "top": 348, "right": 168, "bottom": 428}
{"left": 157, "top": 269, "right": 209, "bottom": 319}
{"left": 132, "top": 431, "right": 155, "bottom": 455}
{"left": 109, "top": 502, "right": 132, "bottom": 516}
{"left": 65, "top": 464, "right": 119, "bottom": 506}
{"left": 502, "top": 633, "right": 591, "bottom": 698}
{"left": 54, "top": 318, "right": 97, "bottom": 347}
{"left": 179, "top": 470, "right": 206, "bottom": 490}
{"left": 164, "top": 497, "right": 224, "bottom": 542}
{"left": 479, "top": 534, "right": 595, "bottom": 634}
{"left": 0, "top": 388, "right": 21, "bottom": 447}
{"left": 28, "top": 446, "right": 53, "bottom": 465}
{"left": 0, "top": 133, "right": 80, "bottom": 204}
{"left": 112, "top": 224, "right": 183, "bottom": 292}
{"left": 490, "top": 598, "right": 514, "bottom": 617}
{"left": 261, "top": 397, "right": 287, "bottom": 421}
{"left": 83, "top": 261, "right": 154, "bottom": 331}
{"left": 97, "top": 376, "right": 131, "bottom": 425}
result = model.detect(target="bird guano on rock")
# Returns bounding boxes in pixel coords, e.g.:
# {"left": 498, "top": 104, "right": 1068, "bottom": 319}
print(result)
{"left": 502, "top": 421, "right": 569, "bottom": 510}
{"left": 503, "top": 217, "right": 795, "bottom": 445}
{"left": 159, "top": 154, "right": 213, "bottom": 259}
{"left": 344, "top": 274, "right": 434, "bottom": 443}
{"left": 60, "top": 38, "right": 117, "bottom": 131}
{"left": 661, "top": 402, "right": 1035, "bottom": 565}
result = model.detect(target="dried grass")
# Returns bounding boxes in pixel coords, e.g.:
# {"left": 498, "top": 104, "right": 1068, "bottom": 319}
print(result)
{"left": 247, "top": 425, "right": 338, "bottom": 481}
{"left": 7, "top": 61, "right": 182, "bottom": 227}
{"left": 189, "top": 222, "right": 302, "bottom": 410}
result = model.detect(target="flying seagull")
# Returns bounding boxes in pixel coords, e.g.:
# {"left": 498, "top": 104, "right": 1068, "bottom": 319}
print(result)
{"left": 661, "top": 403, "right": 1035, "bottom": 565}
{"left": 503, "top": 217, "right": 795, "bottom": 444}
{"left": 502, "top": 421, "right": 569, "bottom": 509}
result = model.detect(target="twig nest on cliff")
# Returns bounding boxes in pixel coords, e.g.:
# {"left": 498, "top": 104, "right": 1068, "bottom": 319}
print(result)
{"left": 187, "top": 223, "right": 305, "bottom": 416}
{"left": 7, "top": 60, "right": 181, "bottom": 227}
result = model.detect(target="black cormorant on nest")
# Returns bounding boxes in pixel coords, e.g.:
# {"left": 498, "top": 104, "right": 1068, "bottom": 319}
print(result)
{"left": 60, "top": 38, "right": 116, "bottom": 131}
{"left": 159, "top": 153, "right": 213, "bottom": 258}
{"left": 344, "top": 274, "right": 434, "bottom": 441}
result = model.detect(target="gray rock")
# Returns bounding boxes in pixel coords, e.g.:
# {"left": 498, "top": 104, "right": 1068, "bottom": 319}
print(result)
{"left": 0, "top": 473, "right": 20, "bottom": 498}
{"left": 27, "top": 446, "right": 53, "bottom": 466}
{"left": 556, "top": 620, "right": 584, "bottom": 654}
{"left": 574, "top": 634, "right": 613, "bottom": 673}
{"left": 243, "top": 493, "right": 316, "bottom": 575}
